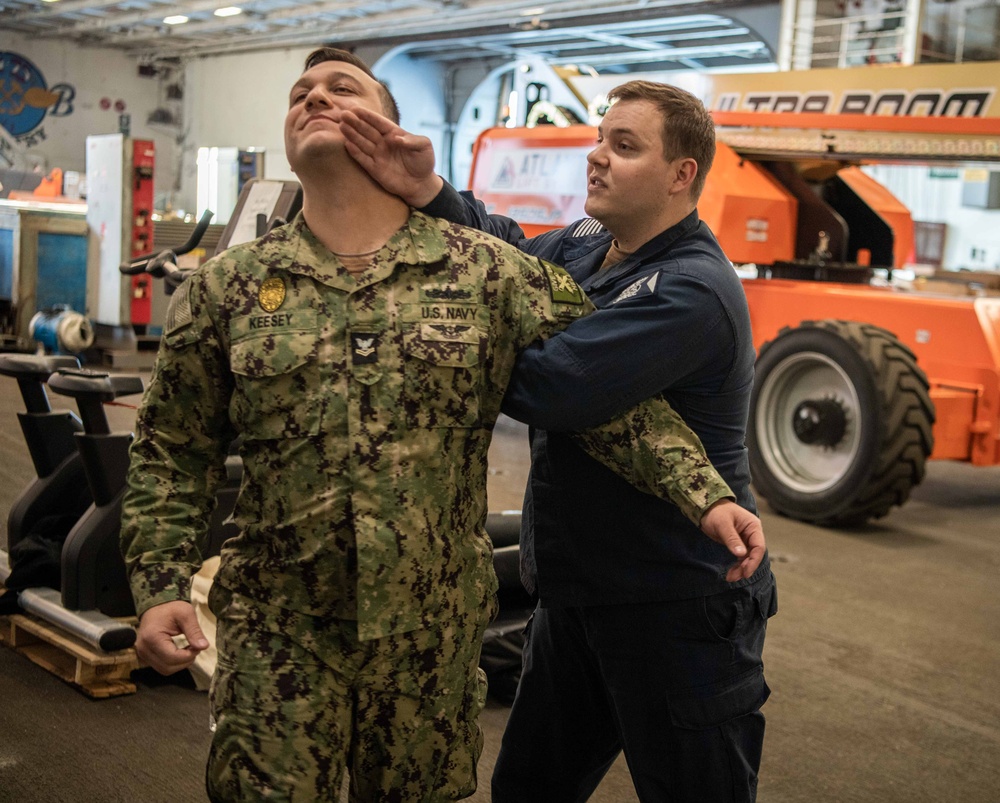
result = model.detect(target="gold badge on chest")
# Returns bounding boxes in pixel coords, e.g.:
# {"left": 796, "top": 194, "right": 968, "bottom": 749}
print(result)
{"left": 258, "top": 277, "right": 286, "bottom": 313}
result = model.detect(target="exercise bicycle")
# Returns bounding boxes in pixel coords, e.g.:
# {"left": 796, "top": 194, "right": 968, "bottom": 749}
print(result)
{"left": 0, "top": 212, "right": 236, "bottom": 652}
{"left": 0, "top": 356, "right": 145, "bottom": 650}
{"left": 0, "top": 354, "right": 92, "bottom": 607}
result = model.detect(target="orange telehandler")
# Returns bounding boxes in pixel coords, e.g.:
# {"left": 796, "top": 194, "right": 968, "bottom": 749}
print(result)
{"left": 465, "top": 61, "right": 1000, "bottom": 525}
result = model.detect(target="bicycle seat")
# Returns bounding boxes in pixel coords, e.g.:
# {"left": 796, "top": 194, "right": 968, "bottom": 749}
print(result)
{"left": 47, "top": 369, "right": 145, "bottom": 402}
{"left": 0, "top": 354, "right": 80, "bottom": 381}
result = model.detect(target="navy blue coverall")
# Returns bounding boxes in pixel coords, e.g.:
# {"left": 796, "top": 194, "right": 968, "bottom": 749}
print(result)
{"left": 423, "top": 185, "right": 778, "bottom": 803}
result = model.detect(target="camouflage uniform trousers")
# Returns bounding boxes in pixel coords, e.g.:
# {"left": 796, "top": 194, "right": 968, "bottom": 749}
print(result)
{"left": 206, "top": 584, "right": 493, "bottom": 802}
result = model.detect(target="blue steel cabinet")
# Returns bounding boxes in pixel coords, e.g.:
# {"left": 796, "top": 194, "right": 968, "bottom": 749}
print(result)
{"left": 0, "top": 202, "right": 92, "bottom": 350}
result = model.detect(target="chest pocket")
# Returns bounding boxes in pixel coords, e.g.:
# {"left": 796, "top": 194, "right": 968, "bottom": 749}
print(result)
{"left": 401, "top": 322, "right": 485, "bottom": 428}
{"left": 229, "top": 331, "right": 322, "bottom": 440}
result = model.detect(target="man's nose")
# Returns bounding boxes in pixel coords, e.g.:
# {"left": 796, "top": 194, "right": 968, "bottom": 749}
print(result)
{"left": 305, "top": 85, "right": 333, "bottom": 110}
{"left": 587, "top": 145, "right": 605, "bottom": 165}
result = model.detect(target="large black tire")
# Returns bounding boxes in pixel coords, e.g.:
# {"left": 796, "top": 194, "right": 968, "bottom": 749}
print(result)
{"left": 748, "top": 320, "right": 935, "bottom": 526}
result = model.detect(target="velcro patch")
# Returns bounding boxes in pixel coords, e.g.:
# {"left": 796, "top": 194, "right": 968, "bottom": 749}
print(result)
{"left": 352, "top": 333, "right": 379, "bottom": 364}
{"left": 164, "top": 281, "right": 193, "bottom": 335}
{"left": 611, "top": 273, "right": 659, "bottom": 305}
{"left": 231, "top": 309, "right": 317, "bottom": 341}
{"left": 541, "top": 260, "right": 586, "bottom": 306}
{"left": 417, "top": 304, "right": 479, "bottom": 323}
{"left": 420, "top": 323, "right": 479, "bottom": 344}
{"left": 420, "top": 284, "right": 474, "bottom": 303}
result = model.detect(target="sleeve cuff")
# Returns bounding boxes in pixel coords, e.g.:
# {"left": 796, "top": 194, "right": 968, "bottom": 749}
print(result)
{"left": 417, "top": 180, "right": 468, "bottom": 220}
{"left": 129, "top": 566, "right": 194, "bottom": 617}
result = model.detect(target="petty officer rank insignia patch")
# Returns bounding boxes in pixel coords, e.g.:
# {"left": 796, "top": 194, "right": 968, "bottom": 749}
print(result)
{"left": 541, "top": 260, "right": 586, "bottom": 306}
{"left": 351, "top": 333, "right": 379, "bottom": 364}
{"left": 611, "top": 273, "right": 659, "bottom": 305}
{"left": 258, "top": 277, "right": 286, "bottom": 313}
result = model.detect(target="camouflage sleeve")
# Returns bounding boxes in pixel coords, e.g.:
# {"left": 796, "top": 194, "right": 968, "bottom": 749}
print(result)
{"left": 571, "top": 395, "right": 734, "bottom": 525}
{"left": 500, "top": 253, "right": 730, "bottom": 522}
{"left": 120, "top": 267, "right": 236, "bottom": 615}
{"left": 512, "top": 255, "right": 595, "bottom": 346}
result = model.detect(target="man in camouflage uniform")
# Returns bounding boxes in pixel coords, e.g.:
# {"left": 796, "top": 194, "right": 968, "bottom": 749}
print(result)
{"left": 121, "top": 48, "right": 763, "bottom": 802}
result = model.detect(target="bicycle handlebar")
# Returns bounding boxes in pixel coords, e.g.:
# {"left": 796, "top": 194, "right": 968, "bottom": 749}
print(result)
{"left": 119, "top": 209, "right": 215, "bottom": 275}
{"left": 150, "top": 254, "right": 192, "bottom": 291}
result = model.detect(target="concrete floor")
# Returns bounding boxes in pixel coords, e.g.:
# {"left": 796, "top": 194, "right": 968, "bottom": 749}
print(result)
{"left": 1, "top": 368, "right": 999, "bottom": 802}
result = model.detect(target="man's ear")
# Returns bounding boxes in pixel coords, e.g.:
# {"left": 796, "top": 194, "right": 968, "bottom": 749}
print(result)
{"left": 670, "top": 157, "right": 698, "bottom": 197}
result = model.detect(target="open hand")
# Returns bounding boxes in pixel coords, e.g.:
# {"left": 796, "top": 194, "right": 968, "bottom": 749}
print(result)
{"left": 340, "top": 107, "right": 443, "bottom": 207}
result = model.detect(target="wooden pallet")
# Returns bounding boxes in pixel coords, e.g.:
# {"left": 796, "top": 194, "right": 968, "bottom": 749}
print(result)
{"left": 0, "top": 614, "right": 140, "bottom": 698}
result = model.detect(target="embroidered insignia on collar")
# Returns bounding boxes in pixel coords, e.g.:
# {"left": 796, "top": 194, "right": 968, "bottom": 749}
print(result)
{"left": 258, "top": 277, "right": 286, "bottom": 313}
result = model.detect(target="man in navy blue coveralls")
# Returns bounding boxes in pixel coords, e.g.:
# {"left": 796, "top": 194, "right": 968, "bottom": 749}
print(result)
{"left": 342, "top": 80, "right": 777, "bottom": 802}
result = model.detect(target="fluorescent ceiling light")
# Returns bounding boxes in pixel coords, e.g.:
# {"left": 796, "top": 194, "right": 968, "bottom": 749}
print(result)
{"left": 163, "top": 14, "right": 190, "bottom": 24}
{"left": 214, "top": 6, "right": 243, "bottom": 17}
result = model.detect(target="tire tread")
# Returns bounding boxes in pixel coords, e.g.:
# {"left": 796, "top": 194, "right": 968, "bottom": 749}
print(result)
{"left": 752, "top": 319, "right": 935, "bottom": 526}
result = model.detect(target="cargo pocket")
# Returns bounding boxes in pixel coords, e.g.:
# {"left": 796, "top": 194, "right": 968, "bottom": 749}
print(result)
{"left": 401, "top": 323, "right": 484, "bottom": 428}
{"left": 702, "top": 585, "right": 753, "bottom": 643}
{"left": 668, "top": 666, "right": 769, "bottom": 730}
{"left": 755, "top": 576, "right": 778, "bottom": 621}
{"left": 229, "top": 332, "right": 321, "bottom": 440}
{"left": 438, "top": 666, "right": 488, "bottom": 799}
{"left": 668, "top": 667, "right": 769, "bottom": 803}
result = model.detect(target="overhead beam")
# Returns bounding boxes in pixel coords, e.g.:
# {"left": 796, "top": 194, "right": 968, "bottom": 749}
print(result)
{"left": 548, "top": 40, "right": 770, "bottom": 67}
{"left": 62, "top": 0, "right": 284, "bottom": 33}
{"left": 9, "top": 0, "right": 767, "bottom": 65}
{"left": 4, "top": 0, "right": 137, "bottom": 24}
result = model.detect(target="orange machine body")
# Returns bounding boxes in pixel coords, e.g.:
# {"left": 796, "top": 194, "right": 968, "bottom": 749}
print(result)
{"left": 742, "top": 279, "right": 1000, "bottom": 465}
{"left": 468, "top": 119, "right": 1000, "bottom": 467}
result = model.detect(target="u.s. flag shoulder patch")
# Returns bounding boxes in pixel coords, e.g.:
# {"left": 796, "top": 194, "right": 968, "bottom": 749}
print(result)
{"left": 164, "top": 281, "right": 193, "bottom": 335}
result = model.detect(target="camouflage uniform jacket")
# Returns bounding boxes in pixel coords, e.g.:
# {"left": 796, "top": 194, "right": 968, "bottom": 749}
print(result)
{"left": 121, "top": 210, "right": 732, "bottom": 639}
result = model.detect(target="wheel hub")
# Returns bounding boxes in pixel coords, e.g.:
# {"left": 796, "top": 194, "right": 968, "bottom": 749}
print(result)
{"left": 754, "top": 349, "right": 863, "bottom": 494}
{"left": 792, "top": 398, "right": 847, "bottom": 447}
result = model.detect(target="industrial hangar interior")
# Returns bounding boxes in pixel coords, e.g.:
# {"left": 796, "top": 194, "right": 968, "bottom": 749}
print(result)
{"left": 1, "top": 0, "right": 998, "bottom": 801}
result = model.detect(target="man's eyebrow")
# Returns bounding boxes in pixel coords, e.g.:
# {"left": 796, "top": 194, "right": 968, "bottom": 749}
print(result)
{"left": 289, "top": 70, "right": 366, "bottom": 98}
{"left": 600, "top": 123, "right": 638, "bottom": 138}
{"left": 325, "top": 70, "right": 366, "bottom": 88}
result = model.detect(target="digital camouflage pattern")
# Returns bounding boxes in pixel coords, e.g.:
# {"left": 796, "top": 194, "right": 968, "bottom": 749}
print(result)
{"left": 121, "top": 210, "right": 732, "bottom": 640}
{"left": 206, "top": 584, "right": 491, "bottom": 801}
{"left": 574, "top": 401, "right": 731, "bottom": 525}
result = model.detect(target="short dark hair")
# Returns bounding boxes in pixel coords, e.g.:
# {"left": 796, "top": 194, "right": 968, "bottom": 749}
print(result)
{"left": 608, "top": 81, "right": 716, "bottom": 201}
{"left": 302, "top": 47, "right": 400, "bottom": 124}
